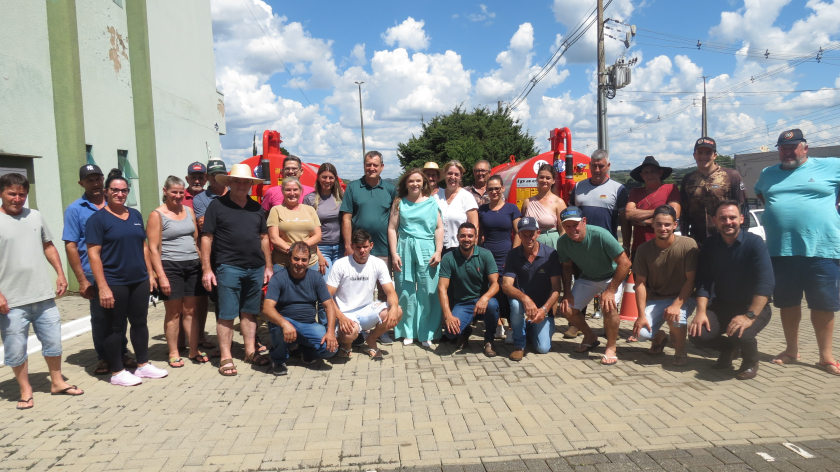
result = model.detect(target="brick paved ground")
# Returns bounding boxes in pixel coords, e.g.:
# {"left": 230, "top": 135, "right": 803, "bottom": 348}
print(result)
{"left": 1, "top": 296, "right": 839, "bottom": 471}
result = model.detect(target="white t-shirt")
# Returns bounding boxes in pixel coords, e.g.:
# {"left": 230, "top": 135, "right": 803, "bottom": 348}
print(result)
{"left": 433, "top": 188, "right": 479, "bottom": 248}
{"left": 326, "top": 255, "right": 392, "bottom": 312}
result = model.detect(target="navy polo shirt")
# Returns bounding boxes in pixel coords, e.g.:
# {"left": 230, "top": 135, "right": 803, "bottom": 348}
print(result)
{"left": 502, "top": 243, "right": 562, "bottom": 308}
{"left": 695, "top": 229, "right": 774, "bottom": 314}
{"left": 62, "top": 194, "right": 102, "bottom": 275}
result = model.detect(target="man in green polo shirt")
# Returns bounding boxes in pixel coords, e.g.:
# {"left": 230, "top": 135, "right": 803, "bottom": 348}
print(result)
{"left": 438, "top": 222, "right": 500, "bottom": 357}
{"left": 340, "top": 151, "right": 397, "bottom": 303}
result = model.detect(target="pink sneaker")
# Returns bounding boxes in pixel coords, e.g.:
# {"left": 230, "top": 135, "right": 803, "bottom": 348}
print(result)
{"left": 135, "top": 363, "right": 169, "bottom": 379}
{"left": 111, "top": 370, "right": 143, "bottom": 387}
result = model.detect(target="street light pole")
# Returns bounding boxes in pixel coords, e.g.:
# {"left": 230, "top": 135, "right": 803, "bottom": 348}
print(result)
{"left": 355, "top": 81, "right": 366, "bottom": 159}
{"left": 701, "top": 76, "right": 708, "bottom": 137}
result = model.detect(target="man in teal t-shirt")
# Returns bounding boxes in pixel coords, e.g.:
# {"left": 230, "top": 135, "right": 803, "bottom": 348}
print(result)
{"left": 754, "top": 129, "right": 840, "bottom": 375}
{"left": 556, "top": 207, "right": 632, "bottom": 365}
{"left": 339, "top": 151, "right": 397, "bottom": 302}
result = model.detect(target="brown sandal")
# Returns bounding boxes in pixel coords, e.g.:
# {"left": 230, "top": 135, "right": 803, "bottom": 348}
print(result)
{"left": 218, "top": 358, "right": 237, "bottom": 376}
{"left": 94, "top": 359, "right": 110, "bottom": 375}
{"left": 244, "top": 351, "right": 270, "bottom": 366}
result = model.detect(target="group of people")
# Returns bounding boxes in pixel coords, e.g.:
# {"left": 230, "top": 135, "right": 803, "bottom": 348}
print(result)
{"left": 2, "top": 128, "right": 839, "bottom": 410}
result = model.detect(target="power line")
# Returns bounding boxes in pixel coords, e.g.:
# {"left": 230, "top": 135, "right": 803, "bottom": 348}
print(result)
{"left": 610, "top": 43, "right": 840, "bottom": 139}
{"left": 510, "top": 0, "right": 613, "bottom": 110}
{"left": 240, "top": 0, "right": 354, "bottom": 156}
{"left": 619, "top": 88, "right": 840, "bottom": 94}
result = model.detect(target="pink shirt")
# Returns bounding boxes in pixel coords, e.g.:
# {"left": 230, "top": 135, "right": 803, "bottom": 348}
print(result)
{"left": 260, "top": 184, "right": 315, "bottom": 212}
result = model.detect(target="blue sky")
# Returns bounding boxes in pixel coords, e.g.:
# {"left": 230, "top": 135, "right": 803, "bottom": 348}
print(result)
{"left": 212, "top": 0, "right": 840, "bottom": 177}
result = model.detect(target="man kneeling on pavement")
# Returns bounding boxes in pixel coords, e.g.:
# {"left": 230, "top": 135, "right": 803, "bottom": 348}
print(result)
{"left": 438, "top": 223, "right": 501, "bottom": 357}
{"left": 557, "top": 206, "right": 632, "bottom": 365}
{"left": 689, "top": 200, "right": 774, "bottom": 380}
{"left": 632, "top": 205, "right": 699, "bottom": 366}
{"left": 502, "top": 217, "right": 562, "bottom": 361}
{"left": 327, "top": 229, "right": 401, "bottom": 360}
{"left": 262, "top": 242, "right": 344, "bottom": 375}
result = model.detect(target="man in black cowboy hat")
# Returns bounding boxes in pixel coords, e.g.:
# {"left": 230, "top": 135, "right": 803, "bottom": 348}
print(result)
{"left": 680, "top": 137, "right": 747, "bottom": 247}
{"left": 621, "top": 156, "right": 682, "bottom": 260}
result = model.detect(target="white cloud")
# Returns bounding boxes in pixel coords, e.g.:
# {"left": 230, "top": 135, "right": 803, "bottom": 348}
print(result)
{"left": 468, "top": 4, "right": 497, "bottom": 22}
{"left": 381, "top": 17, "right": 431, "bottom": 51}
{"left": 211, "top": 0, "right": 339, "bottom": 88}
{"left": 710, "top": 0, "right": 840, "bottom": 60}
{"left": 551, "top": 0, "right": 635, "bottom": 63}
{"left": 350, "top": 43, "right": 366, "bottom": 66}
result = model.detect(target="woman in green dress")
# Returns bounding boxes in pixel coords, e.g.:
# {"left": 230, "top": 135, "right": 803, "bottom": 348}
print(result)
{"left": 388, "top": 169, "right": 444, "bottom": 347}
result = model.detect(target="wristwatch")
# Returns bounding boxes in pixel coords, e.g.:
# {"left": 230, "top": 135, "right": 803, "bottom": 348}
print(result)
{"left": 745, "top": 311, "right": 756, "bottom": 320}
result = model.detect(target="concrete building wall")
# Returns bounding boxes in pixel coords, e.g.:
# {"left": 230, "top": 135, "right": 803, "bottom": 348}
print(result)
{"left": 75, "top": 0, "right": 140, "bottom": 206}
{"left": 0, "top": 0, "right": 60, "bottom": 222}
{"left": 146, "top": 0, "right": 224, "bottom": 186}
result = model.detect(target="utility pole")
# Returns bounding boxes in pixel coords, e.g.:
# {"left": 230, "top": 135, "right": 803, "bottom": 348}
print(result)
{"left": 354, "top": 81, "right": 366, "bottom": 159}
{"left": 596, "top": 0, "right": 608, "bottom": 151}
{"left": 701, "top": 76, "right": 708, "bottom": 137}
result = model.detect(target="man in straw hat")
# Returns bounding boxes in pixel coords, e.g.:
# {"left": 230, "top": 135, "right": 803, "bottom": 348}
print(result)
{"left": 755, "top": 129, "right": 840, "bottom": 375}
{"left": 201, "top": 164, "right": 273, "bottom": 376}
{"left": 423, "top": 162, "right": 441, "bottom": 187}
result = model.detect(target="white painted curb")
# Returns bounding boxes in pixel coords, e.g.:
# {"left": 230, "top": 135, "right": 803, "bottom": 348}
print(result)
{"left": 0, "top": 316, "right": 92, "bottom": 366}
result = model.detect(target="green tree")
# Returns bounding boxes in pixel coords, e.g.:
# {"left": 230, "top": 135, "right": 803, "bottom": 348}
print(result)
{"left": 396, "top": 105, "right": 539, "bottom": 185}
{"left": 716, "top": 154, "right": 734, "bottom": 169}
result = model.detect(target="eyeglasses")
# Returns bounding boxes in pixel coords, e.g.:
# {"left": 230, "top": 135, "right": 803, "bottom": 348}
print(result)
{"left": 109, "top": 188, "right": 129, "bottom": 194}
{"left": 473, "top": 169, "right": 489, "bottom": 174}
{"left": 487, "top": 187, "right": 503, "bottom": 192}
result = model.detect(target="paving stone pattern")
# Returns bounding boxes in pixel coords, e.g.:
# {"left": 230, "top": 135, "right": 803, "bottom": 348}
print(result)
{"left": 1, "top": 297, "right": 839, "bottom": 471}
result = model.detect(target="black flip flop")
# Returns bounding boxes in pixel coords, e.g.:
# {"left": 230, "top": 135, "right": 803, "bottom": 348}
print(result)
{"left": 17, "top": 397, "right": 34, "bottom": 410}
{"left": 575, "top": 340, "right": 601, "bottom": 353}
{"left": 51, "top": 385, "right": 84, "bottom": 396}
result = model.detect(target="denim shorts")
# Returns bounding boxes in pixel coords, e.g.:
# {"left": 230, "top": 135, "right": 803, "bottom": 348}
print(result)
{"left": 0, "top": 299, "right": 62, "bottom": 367}
{"left": 771, "top": 256, "right": 840, "bottom": 311}
{"left": 215, "top": 264, "right": 264, "bottom": 320}
{"left": 637, "top": 298, "right": 696, "bottom": 342}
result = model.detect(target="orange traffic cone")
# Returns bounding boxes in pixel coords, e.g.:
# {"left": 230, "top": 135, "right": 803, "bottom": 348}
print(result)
{"left": 619, "top": 273, "right": 638, "bottom": 322}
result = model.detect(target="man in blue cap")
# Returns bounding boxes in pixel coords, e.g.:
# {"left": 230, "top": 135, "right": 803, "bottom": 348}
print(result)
{"left": 755, "top": 129, "right": 840, "bottom": 375}
{"left": 557, "top": 206, "right": 632, "bottom": 365}
{"left": 501, "top": 216, "right": 562, "bottom": 361}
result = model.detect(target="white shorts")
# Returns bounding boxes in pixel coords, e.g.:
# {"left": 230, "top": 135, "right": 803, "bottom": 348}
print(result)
{"left": 570, "top": 277, "right": 624, "bottom": 311}
{"left": 344, "top": 301, "right": 389, "bottom": 332}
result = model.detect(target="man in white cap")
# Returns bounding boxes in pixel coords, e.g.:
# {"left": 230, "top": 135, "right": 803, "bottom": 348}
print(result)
{"left": 557, "top": 206, "right": 632, "bottom": 365}
{"left": 201, "top": 164, "right": 273, "bottom": 376}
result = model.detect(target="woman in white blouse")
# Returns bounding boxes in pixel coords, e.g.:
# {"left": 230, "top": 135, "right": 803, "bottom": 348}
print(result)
{"left": 433, "top": 161, "right": 479, "bottom": 255}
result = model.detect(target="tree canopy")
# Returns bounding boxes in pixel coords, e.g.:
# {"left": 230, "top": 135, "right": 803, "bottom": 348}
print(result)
{"left": 396, "top": 105, "right": 539, "bottom": 185}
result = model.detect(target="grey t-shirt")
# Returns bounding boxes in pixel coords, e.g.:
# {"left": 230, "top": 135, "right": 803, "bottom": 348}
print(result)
{"left": 303, "top": 193, "right": 341, "bottom": 246}
{"left": 0, "top": 209, "right": 55, "bottom": 307}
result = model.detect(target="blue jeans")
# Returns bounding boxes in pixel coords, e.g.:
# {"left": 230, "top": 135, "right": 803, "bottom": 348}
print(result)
{"left": 318, "top": 244, "right": 341, "bottom": 283}
{"left": 268, "top": 318, "right": 337, "bottom": 364}
{"left": 86, "top": 274, "right": 127, "bottom": 360}
{"left": 443, "top": 298, "right": 499, "bottom": 343}
{"left": 510, "top": 298, "right": 555, "bottom": 353}
{"left": 1, "top": 299, "right": 62, "bottom": 367}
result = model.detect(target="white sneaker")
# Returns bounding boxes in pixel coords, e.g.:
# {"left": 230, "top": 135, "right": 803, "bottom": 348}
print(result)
{"left": 111, "top": 370, "right": 142, "bottom": 387}
{"left": 135, "top": 363, "right": 169, "bottom": 379}
{"left": 495, "top": 325, "right": 505, "bottom": 339}
{"left": 422, "top": 340, "right": 433, "bottom": 348}
{"left": 379, "top": 333, "right": 394, "bottom": 345}
{"left": 505, "top": 331, "right": 513, "bottom": 345}
{"left": 404, "top": 338, "right": 414, "bottom": 346}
